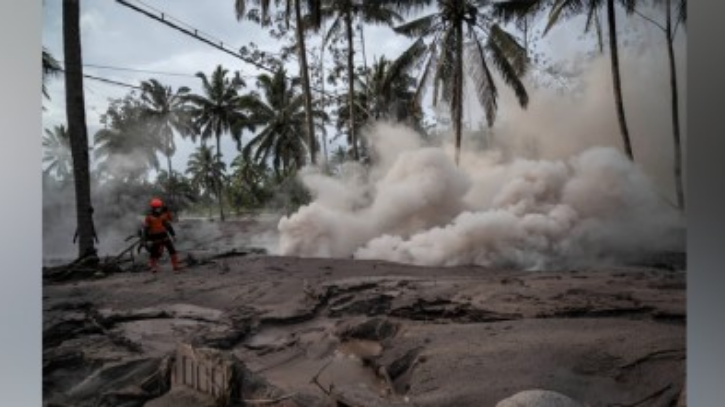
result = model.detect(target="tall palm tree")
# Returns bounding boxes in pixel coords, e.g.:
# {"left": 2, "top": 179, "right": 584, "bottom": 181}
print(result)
{"left": 42, "top": 125, "right": 74, "bottom": 181}
{"left": 394, "top": 0, "right": 530, "bottom": 165}
{"left": 234, "top": 0, "right": 319, "bottom": 165}
{"left": 320, "top": 0, "right": 405, "bottom": 160}
{"left": 239, "top": 68, "right": 326, "bottom": 176}
{"left": 186, "top": 145, "right": 228, "bottom": 219}
{"left": 630, "top": 0, "right": 685, "bottom": 211}
{"left": 139, "top": 78, "right": 195, "bottom": 207}
{"left": 186, "top": 65, "right": 249, "bottom": 221}
{"left": 494, "top": 0, "right": 639, "bottom": 161}
{"left": 94, "top": 94, "right": 163, "bottom": 182}
{"left": 63, "top": 0, "right": 96, "bottom": 259}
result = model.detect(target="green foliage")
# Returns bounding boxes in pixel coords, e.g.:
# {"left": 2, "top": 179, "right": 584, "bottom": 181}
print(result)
{"left": 42, "top": 124, "right": 73, "bottom": 182}
{"left": 94, "top": 92, "right": 164, "bottom": 182}
{"left": 239, "top": 67, "right": 326, "bottom": 175}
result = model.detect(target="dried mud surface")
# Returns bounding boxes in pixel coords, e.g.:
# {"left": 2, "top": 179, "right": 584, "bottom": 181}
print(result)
{"left": 43, "top": 219, "right": 686, "bottom": 407}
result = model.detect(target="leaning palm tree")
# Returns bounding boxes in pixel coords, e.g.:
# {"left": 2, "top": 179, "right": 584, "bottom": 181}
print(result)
{"left": 139, "top": 78, "right": 195, "bottom": 207}
{"left": 185, "top": 65, "right": 250, "bottom": 221}
{"left": 494, "top": 0, "right": 639, "bottom": 161}
{"left": 394, "top": 0, "right": 530, "bottom": 165}
{"left": 320, "top": 0, "right": 405, "bottom": 160}
{"left": 186, "top": 145, "right": 228, "bottom": 219}
{"left": 42, "top": 125, "right": 74, "bottom": 181}
{"left": 239, "top": 68, "right": 326, "bottom": 176}
{"left": 235, "top": 0, "right": 319, "bottom": 165}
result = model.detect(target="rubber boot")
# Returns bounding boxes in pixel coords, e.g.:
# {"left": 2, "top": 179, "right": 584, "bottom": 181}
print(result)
{"left": 148, "top": 257, "right": 159, "bottom": 273}
{"left": 171, "top": 254, "right": 182, "bottom": 272}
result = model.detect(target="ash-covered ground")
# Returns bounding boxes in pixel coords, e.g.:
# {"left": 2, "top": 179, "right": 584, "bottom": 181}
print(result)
{"left": 43, "top": 217, "right": 685, "bottom": 407}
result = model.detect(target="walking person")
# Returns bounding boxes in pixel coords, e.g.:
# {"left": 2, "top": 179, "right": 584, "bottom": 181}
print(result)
{"left": 142, "top": 198, "right": 182, "bottom": 272}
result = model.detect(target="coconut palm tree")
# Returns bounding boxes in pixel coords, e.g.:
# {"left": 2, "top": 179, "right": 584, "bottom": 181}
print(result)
{"left": 320, "top": 0, "right": 405, "bottom": 161}
{"left": 494, "top": 0, "right": 640, "bottom": 161}
{"left": 229, "top": 153, "right": 273, "bottom": 210}
{"left": 235, "top": 0, "right": 320, "bottom": 165}
{"left": 186, "top": 145, "right": 228, "bottom": 219}
{"left": 63, "top": 0, "right": 96, "bottom": 259}
{"left": 43, "top": 125, "right": 74, "bottom": 181}
{"left": 239, "top": 68, "right": 326, "bottom": 176}
{"left": 94, "top": 94, "right": 163, "bottom": 182}
{"left": 394, "top": 0, "right": 530, "bottom": 165}
{"left": 186, "top": 65, "right": 250, "bottom": 221}
{"left": 139, "top": 78, "right": 195, "bottom": 208}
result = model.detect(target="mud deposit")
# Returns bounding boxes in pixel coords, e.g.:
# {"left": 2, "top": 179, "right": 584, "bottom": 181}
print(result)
{"left": 43, "top": 249, "right": 685, "bottom": 407}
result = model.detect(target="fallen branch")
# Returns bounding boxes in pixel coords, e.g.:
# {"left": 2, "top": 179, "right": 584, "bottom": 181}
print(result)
{"left": 618, "top": 348, "right": 685, "bottom": 370}
{"left": 310, "top": 359, "right": 334, "bottom": 396}
{"left": 610, "top": 383, "right": 674, "bottom": 407}
{"left": 242, "top": 394, "right": 296, "bottom": 404}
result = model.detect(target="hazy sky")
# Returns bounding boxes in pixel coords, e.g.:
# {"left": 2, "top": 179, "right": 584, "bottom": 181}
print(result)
{"left": 41, "top": 0, "right": 422, "bottom": 174}
{"left": 41, "top": 0, "right": 680, "bottom": 176}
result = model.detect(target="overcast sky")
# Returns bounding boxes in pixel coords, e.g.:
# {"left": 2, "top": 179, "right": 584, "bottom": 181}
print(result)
{"left": 41, "top": 0, "right": 425, "bottom": 175}
{"left": 42, "top": 0, "right": 676, "bottom": 177}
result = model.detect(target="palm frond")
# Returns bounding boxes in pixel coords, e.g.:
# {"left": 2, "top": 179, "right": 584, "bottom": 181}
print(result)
{"left": 393, "top": 12, "right": 439, "bottom": 38}
{"left": 488, "top": 23, "right": 528, "bottom": 76}
{"left": 323, "top": 15, "right": 344, "bottom": 45}
{"left": 359, "top": 6, "right": 404, "bottom": 25}
{"left": 544, "top": 0, "right": 585, "bottom": 35}
{"left": 413, "top": 41, "right": 438, "bottom": 108}
{"left": 434, "top": 26, "right": 457, "bottom": 105}
{"left": 584, "top": 5, "right": 604, "bottom": 53}
{"left": 492, "top": 0, "right": 550, "bottom": 24}
{"left": 466, "top": 38, "right": 498, "bottom": 127}
{"left": 486, "top": 32, "right": 529, "bottom": 108}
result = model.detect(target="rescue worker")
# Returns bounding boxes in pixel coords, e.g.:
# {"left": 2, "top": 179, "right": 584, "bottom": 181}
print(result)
{"left": 142, "top": 197, "right": 181, "bottom": 272}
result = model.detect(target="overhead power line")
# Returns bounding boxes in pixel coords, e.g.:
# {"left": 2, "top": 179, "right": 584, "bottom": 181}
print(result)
{"left": 115, "top": 0, "right": 276, "bottom": 74}
{"left": 114, "top": 0, "right": 330, "bottom": 95}
{"left": 81, "top": 63, "right": 198, "bottom": 78}
{"left": 59, "top": 68, "right": 142, "bottom": 90}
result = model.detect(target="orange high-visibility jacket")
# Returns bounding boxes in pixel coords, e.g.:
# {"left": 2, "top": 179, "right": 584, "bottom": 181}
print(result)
{"left": 144, "top": 210, "right": 175, "bottom": 237}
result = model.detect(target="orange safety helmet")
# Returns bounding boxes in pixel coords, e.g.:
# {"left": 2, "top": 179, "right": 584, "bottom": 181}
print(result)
{"left": 150, "top": 198, "right": 164, "bottom": 208}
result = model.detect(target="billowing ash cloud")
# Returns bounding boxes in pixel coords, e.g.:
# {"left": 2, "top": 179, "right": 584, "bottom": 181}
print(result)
{"left": 278, "top": 41, "right": 686, "bottom": 270}
{"left": 278, "top": 121, "right": 684, "bottom": 270}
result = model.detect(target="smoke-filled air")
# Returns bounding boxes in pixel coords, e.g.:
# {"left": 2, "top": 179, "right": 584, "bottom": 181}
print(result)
{"left": 279, "top": 46, "right": 686, "bottom": 270}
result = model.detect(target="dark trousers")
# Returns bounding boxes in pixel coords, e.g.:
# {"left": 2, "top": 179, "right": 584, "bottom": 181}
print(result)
{"left": 147, "top": 234, "right": 176, "bottom": 259}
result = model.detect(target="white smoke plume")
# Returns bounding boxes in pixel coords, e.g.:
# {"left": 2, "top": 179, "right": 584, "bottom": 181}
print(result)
{"left": 279, "top": 124, "right": 682, "bottom": 270}
{"left": 278, "top": 34, "right": 686, "bottom": 270}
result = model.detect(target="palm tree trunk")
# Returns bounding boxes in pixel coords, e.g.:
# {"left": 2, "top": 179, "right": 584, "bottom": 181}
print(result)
{"left": 666, "top": 0, "right": 684, "bottom": 211}
{"left": 294, "top": 0, "right": 317, "bottom": 165}
{"left": 63, "top": 0, "right": 97, "bottom": 260}
{"left": 345, "top": 10, "right": 359, "bottom": 160}
{"left": 320, "top": 40, "right": 329, "bottom": 165}
{"left": 215, "top": 133, "right": 225, "bottom": 221}
{"left": 453, "top": 18, "right": 464, "bottom": 166}
{"left": 607, "top": 0, "right": 634, "bottom": 160}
